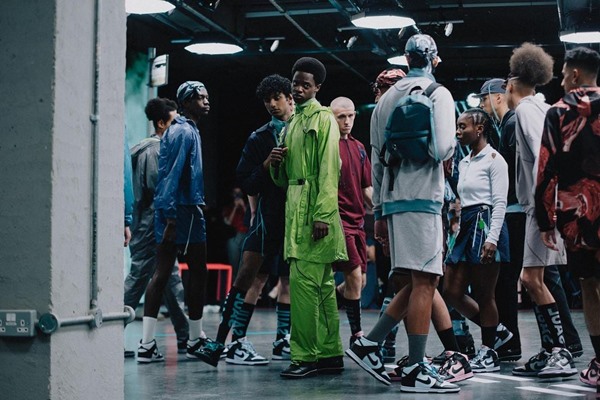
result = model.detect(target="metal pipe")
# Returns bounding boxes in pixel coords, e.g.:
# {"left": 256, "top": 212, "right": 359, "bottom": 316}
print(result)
{"left": 89, "top": 0, "right": 101, "bottom": 311}
{"left": 269, "top": 0, "right": 369, "bottom": 83}
{"left": 38, "top": 307, "right": 135, "bottom": 335}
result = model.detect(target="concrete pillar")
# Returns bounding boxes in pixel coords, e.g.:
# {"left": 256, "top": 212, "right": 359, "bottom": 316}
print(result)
{"left": 0, "top": 1, "right": 126, "bottom": 399}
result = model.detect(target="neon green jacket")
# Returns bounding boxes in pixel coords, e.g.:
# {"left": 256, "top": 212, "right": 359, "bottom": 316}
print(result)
{"left": 271, "top": 98, "right": 348, "bottom": 264}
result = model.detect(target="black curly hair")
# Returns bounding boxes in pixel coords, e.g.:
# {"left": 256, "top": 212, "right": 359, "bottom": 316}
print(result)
{"left": 292, "top": 57, "right": 326, "bottom": 85}
{"left": 509, "top": 42, "right": 554, "bottom": 87}
{"left": 255, "top": 74, "right": 292, "bottom": 102}
{"left": 144, "top": 97, "right": 178, "bottom": 130}
{"left": 565, "top": 47, "right": 600, "bottom": 76}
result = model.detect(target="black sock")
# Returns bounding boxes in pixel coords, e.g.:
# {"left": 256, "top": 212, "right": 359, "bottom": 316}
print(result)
{"left": 344, "top": 298, "right": 362, "bottom": 335}
{"left": 482, "top": 326, "right": 496, "bottom": 349}
{"left": 438, "top": 327, "right": 460, "bottom": 352}
{"left": 533, "top": 304, "right": 554, "bottom": 352}
{"left": 276, "top": 302, "right": 291, "bottom": 340}
{"left": 216, "top": 287, "right": 246, "bottom": 344}
{"left": 590, "top": 335, "right": 600, "bottom": 359}
{"left": 232, "top": 302, "right": 255, "bottom": 341}
{"left": 539, "top": 303, "right": 565, "bottom": 348}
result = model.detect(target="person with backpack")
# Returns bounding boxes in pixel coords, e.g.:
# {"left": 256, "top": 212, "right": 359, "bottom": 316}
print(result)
{"left": 535, "top": 46, "right": 600, "bottom": 391}
{"left": 443, "top": 108, "right": 510, "bottom": 373}
{"left": 346, "top": 34, "right": 458, "bottom": 393}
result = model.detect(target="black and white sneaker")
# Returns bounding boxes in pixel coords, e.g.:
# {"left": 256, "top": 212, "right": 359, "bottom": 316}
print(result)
{"left": 538, "top": 347, "right": 577, "bottom": 378}
{"left": 494, "top": 323, "right": 514, "bottom": 350}
{"left": 226, "top": 337, "right": 269, "bottom": 365}
{"left": 470, "top": 345, "right": 500, "bottom": 373}
{"left": 186, "top": 336, "right": 209, "bottom": 360}
{"left": 345, "top": 336, "right": 391, "bottom": 385}
{"left": 512, "top": 349, "right": 550, "bottom": 376}
{"left": 272, "top": 334, "right": 291, "bottom": 360}
{"left": 401, "top": 360, "right": 460, "bottom": 393}
{"left": 137, "top": 339, "right": 164, "bottom": 363}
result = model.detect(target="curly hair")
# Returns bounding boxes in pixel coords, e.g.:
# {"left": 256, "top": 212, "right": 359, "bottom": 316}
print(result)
{"left": 509, "top": 42, "right": 554, "bottom": 87}
{"left": 144, "top": 97, "right": 177, "bottom": 130}
{"left": 565, "top": 47, "right": 600, "bottom": 76}
{"left": 292, "top": 57, "right": 326, "bottom": 85}
{"left": 255, "top": 74, "right": 292, "bottom": 101}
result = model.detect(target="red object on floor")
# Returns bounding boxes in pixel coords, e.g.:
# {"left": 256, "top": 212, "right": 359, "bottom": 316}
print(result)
{"left": 178, "top": 262, "right": 232, "bottom": 301}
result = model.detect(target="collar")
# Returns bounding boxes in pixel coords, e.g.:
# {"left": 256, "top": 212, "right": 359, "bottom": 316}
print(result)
{"left": 406, "top": 68, "right": 436, "bottom": 82}
{"left": 467, "top": 143, "right": 494, "bottom": 161}
{"left": 270, "top": 116, "right": 286, "bottom": 133}
{"left": 295, "top": 97, "right": 319, "bottom": 113}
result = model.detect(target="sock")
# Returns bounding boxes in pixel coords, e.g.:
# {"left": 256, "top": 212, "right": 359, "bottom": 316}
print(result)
{"left": 232, "top": 302, "right": 255, "bottom": 341}
{"left": 380, "top": 297, "right": 398, "bottom": 346}
{"left": 216, "top": 286, "right": 246, "bottom": 344}
{"left": 438, "top": 327, "right": 460, "bottom": 352}
{"left": 590, "top": 335, "right": 600, "bottom": 359}
{"left": 366, "top": 313, "right": 398, "bottom": 343}
{"left": 539, "top": 303, "right": 565, "bottom": 348}
{"left": 533, "top": 304, "right": 554, "bottom": 351}
{"left": 142, "top": 317, "right": 157, "bottom": 344}
{"left": 481, "top": 326, "right": 496, "bottom": 349}
{"left": 408, "top": 334, "right": 428, "bottom": 365}
{"left": 345, "top": 298, "right": 362, "bottom": 336}
{"left": 469, "top": 313, "right": 482, "bottom": 326}
{"left": 276, "top": 302, "right": 291, "bottom": 340}
{"left": 188, "top": 318, "right": 202, "bottom": 341}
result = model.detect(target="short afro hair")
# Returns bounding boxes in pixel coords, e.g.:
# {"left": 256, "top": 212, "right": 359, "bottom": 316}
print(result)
{"left": 565, "top": 47, "right": 600, "bottom": 76}
{"left": 292, "top": 57, "right": 326, "bottom": 85}
{"left": 256, "top": 74, "right": 292, "bottom": 101}
{"left": 509, "top": 42, "right": 554, "bottom": 87}
{"left": 145, "top": 97, "right": 178, "bottom": 130}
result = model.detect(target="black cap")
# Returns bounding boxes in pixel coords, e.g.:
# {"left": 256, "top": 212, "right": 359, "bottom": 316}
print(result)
{"left": 474, "top": 78, "right": 505, "bottom": 98}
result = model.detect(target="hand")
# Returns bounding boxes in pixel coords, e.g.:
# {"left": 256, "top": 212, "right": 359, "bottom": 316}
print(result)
{"left": 163, "top": 218, "right": 177, "bottom": 243}
{"left": 374, "top": 219, "right": 390, "bottom": 257}
{"left": 312, "top": 221, "right": 329, "bottom": 241}
{"left": 540, "top": 230, "right": 559, "bottom": 251}
{"left": 124, "top": 226, "right": 131, "bottom": 247}
{"left": 268, "top": 147, "right": 288, "bottom": 168}
{"left": 480, "top": 242, "right": 497, "bottom": 264}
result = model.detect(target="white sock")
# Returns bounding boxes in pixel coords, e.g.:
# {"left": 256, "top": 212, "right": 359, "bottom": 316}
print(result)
{"left": 142, "top": 317, "right": 157, "bottom": 344}
{"left": 189, "top": 318, "right": 203, "bottom": 341}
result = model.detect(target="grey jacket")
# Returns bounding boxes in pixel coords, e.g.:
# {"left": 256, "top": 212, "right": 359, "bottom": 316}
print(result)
{"left": 371, "top": 70, "right": 456, "bottom": 219}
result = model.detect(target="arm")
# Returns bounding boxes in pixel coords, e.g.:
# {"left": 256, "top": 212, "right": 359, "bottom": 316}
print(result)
{"left": 312, "top": 112, "right": 342, "bottom": 239}
{"left": 361, "top": 144, "right": 374, "bottom": 210}
{"left": 269, "top": 146, "right": 289, "bottom": 188}
{"left": 236, "top": 132, "right": 272, "bottom": 196}
{"left": 486, "top": 154, "right": 509, "bottom": 245}
{"left": 535, "top": 107, "right": 561, "bottom": 233}
{"left": 370, "top": 104, "right": 385, "bottom": 220}
{"left": 430, "top": 86, "right": 457, "bottom": 162}
{"left": 156, "top": 127, "right": 192, "bottom": 219}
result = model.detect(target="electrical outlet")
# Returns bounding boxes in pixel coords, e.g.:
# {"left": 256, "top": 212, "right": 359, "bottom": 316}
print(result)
{"left": 0, "top": 310, "right": 37, "bottom": 337}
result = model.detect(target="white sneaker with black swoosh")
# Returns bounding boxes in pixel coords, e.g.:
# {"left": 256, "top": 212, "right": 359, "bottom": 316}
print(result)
{"left": 512, "top": 348, "right": 550, "bottom": 376}
{"left": 401, "top": 360, "right": 460, "bottom": 393}
{"left": 225, "top": 337, "right": 269, "bottom": 365}
{"left": 345, "top": 336, "right": 391, "bottom": 385}
{"left": 538, "top": 347, "right": 577, "bottom": 378}
{"left": 469, "top": 345, "right": 500, "bottom": 373}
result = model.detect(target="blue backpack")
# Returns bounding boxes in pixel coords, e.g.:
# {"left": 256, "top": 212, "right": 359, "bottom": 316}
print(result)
{"left": 379, "top": 82, "right": 442, "bottom": 167}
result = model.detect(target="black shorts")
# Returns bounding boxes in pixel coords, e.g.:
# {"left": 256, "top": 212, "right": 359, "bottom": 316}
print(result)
{"left": 567, "top": 249, "right": 600, "bottom": 279}
{"left": 242, "top": 217, "right": 288, "bottom": 277}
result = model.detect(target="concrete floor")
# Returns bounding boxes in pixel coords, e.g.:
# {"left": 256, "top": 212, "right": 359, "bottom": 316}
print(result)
{"left": 125, "top": 309, "right": 598, "bottom": 399}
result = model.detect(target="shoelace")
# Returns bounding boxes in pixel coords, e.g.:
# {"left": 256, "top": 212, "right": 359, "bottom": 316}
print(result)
{"left": 438, "top": 356, "right": 457, "bottom": 376}
{"left": 471, "top": 349, "right": 486, "bottom": 365}
{"left": 544, "top": 352, "right": 563, "bottom": 367}
{"left": 241, "top": 340, "right": 260, "bottom": 356}
{"left": 422, "top": 362, "right": 444, "bottom": 383}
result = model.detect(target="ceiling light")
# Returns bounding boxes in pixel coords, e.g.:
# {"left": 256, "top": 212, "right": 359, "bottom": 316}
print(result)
{"left": 125, "top": 0, "right": 175, "bottom": 14}
{"left": 444, "top": 22, "right": 454, "bottom": 37}
{"left": 559, "top": 30, "right": 600, "bottom": 43}
{"left": 387, "top": 55, "right": 408, "bottom": 66}
{"left": 351, "top": 11, "right": 415, "bottom": 30}
{"left": 466, "top": 93, "right": 480, "bottom": 108}
{"left": 346, "top": 36, "right": 358, "bottom": 49}
{"left": 185, "top": 43, "right": 243, "bottom": 55}
{"left": 270, "top": 39, "right": 280, "bottom": 52}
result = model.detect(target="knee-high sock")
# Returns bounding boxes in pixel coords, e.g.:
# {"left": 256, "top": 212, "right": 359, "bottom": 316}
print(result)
{"left": 216, "top": 287, "right": 246, "bottom": 344}
{"left": 276, "top": 302, "right": 291, "bottom": 340}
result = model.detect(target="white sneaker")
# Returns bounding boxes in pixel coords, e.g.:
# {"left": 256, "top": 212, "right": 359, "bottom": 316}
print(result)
{"left": 272, "top": 334, "right": 291, "bottom": 360}
{"left": 494, "top": 323, "right": 514, "bottom": 350}
{"left": 538, "top": 347, "right": 578, "bottom": 378}
{"left": 401, "top": 360, "right": 460, "bottom": 393}
{"left": 345, "top": 336, "right": 391, "bottom": 385}
{"left": 137, "top": 339, "right": 164, "bottom": 363}
{"left": 225, "top": 337, "right": 269, "bottom": 365}
{"left": 469, "top": 345, "right": 500, "bottom": 373}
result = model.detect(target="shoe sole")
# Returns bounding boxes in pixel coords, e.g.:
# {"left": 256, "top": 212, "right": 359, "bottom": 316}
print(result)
{"left": 272, "top": 354, "right": 291, "bottom": 360}
{"left": 498, "top": 354, "right": 522, "bottom": 362}
{"left": 136, "top": 357, "right": 164, "bottom": 363}
{"left": 571, "top": 350, "right": 584, "bottom": 359}
{"left": 472, "top": 366, "right": 500, "bottom": 373}
{"left": 445, "top": 371, "right": 474, "bottom": 383}
{"left": 512, "top": 370, "right": 541, "bottom": 377}
{"left": 400, "top": 385, "right": 460, "bottom": 393}
{"left": 225, "top": 358, "right": 269, "bottom": 366}
{"left": 317, "top": 367, "right": 344, "bottom": 375}
{"left": 538, "top": 369, "right": 578, "bottom": 378}
{"left": 280, "top": 370, "right": 318, "bottom": 379}
{"left": 579, "top": 377, "right": 599, "bottom": 387}
{"left": 345, "top": 349, "right": 391, "bottom": 386}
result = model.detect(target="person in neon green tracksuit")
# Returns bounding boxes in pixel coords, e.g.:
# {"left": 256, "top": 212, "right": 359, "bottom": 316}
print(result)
{"left": 269, "top": 57, "right": 348, "bottom": 379}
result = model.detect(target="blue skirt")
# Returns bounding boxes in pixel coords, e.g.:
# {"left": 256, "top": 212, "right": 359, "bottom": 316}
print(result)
{"left": 446, "top": 204, "right": 510, "bottom": 265}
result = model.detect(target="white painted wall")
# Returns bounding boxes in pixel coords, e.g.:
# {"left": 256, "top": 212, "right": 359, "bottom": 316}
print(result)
{"left": 0, "top": 1, "right": 126, "bottom": 399}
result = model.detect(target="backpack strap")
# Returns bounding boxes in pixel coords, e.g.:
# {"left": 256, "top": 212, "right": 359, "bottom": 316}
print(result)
{"left": 424, "top": 82, "right": 443, "bottom": 162}
{"left": 424, "top": 82, "right": 442, "bottom": 97}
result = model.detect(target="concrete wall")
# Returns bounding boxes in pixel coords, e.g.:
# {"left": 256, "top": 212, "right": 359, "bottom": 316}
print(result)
{"left": 0, "top": 1, "right": 126, "bottom": 399}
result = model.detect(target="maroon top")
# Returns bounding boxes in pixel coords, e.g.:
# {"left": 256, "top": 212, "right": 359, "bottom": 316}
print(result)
{"left": 338, "top": 135, "right": 372, "bottom": 230}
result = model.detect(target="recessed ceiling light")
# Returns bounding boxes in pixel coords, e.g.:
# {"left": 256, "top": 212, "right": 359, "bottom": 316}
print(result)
{"left": 185, "top": 43, "right": 243, "bottom": 55}
{"left": 126, "top": 0, "right": 175, "bottom": 15}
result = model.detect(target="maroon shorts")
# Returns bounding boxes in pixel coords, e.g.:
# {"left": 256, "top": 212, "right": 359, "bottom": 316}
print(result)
{"left": 333, "top": 228, "right": 367, "bottom": 273}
